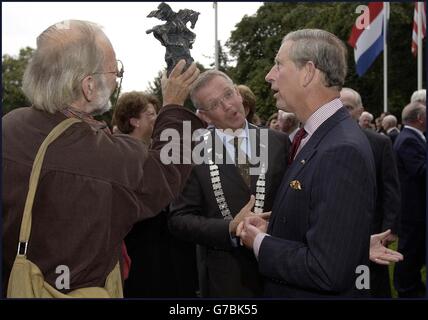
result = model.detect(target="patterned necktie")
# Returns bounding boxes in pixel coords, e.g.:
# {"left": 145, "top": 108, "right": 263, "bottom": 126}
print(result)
{"left": 233, "top": 136, "right": 251, "bottom": 188}
{"left": 288, "top": 128, "right": 307, "bottom": 165}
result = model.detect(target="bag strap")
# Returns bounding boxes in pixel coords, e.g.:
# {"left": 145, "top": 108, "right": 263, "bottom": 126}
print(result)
{"left": 17, "top": 117, "right": 82, "bottom": 256}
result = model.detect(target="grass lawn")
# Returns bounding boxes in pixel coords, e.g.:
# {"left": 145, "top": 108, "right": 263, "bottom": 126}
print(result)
{"left": 388, "top": 241, "right": 426, "bottom": 298}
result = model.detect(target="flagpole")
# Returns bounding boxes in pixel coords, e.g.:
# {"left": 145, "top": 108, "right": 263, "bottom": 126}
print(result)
{"left": 214, "top": 2, "right": 219, "bottom": 70}
{"left": 417, "top": 1, "right": 423, "bottom": 90}
{"left": 383, "top": 2, "right": 389, "bottom": 113}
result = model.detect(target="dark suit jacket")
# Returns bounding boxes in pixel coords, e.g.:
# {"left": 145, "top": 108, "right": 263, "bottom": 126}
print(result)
{"left": 393, "top": 127, "right": 426, "bottom": 223}
{"left": 387, "top": 128, "right": 400, "bottom": 145}
{"left": 259, "top": 108, "right": 376, "bottom": 298}
{"left": 169, "top": 124, "right": 289, "bottom": 297}
{"left": 363, "top": 129, "right": 400, "bottom": 234}
{"left": 124, "top": 208, "right": 199, "bottom": 298}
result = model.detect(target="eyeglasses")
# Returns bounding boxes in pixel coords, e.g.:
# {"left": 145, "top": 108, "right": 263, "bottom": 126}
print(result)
{"left": 92, "top": 59, "right": 124, "bottom": 78}
{"left": 202, "top": 88, "right": 236, "bottom": 111}
{"left": 91, "top": 59, "right": 124, "bottom": 108}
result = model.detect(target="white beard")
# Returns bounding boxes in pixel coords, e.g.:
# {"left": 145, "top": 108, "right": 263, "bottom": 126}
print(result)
{"left": 89, "top": 75, "right": 113, "bottom": 116}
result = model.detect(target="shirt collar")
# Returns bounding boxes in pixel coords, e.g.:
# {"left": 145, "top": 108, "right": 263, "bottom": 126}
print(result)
{"left": 386, "top": 127, "right": 398, "bottom": 134}
{"left": 61, "top": 106, "right": 110, "bottom": 134}
{"left": 303, "top": 98, "right": 343, "bottom": 136}
{"left": 288, "top": 126, "right": 300, "bottom": 142}
{"left": 215, "top": 120, "right": 249, "bottom": 142}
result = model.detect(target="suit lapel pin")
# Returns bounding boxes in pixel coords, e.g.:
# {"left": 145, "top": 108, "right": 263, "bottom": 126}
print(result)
{"left": 300, "top": 159, "right": 306, "bottom": 165}
{"left": 289, "top": 180, "right": 302, "bottom": 190}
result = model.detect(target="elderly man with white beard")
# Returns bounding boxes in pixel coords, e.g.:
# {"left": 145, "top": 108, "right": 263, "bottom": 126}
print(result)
{"left": 2, "top": 19, "right": 202, "bottom": 297}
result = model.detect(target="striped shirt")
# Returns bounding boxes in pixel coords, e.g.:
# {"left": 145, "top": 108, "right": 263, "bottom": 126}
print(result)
{"left": 295, "top": 98, "right": 343, "bottom": 157}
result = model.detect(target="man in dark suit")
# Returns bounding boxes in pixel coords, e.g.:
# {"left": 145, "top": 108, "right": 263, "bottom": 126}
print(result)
{"left": 340, "top": 87, "right": 401, "bottom": 298}
{"left": 238, "top": 29, "right": 377, "bottom": 298}
{"left": 168, "top": 70, "right": 290, "bottom": 297}
{"left": 382, "top": 115, "right": 400, "bottom": 145}
{"left": 393, "top": 101, "right": 426, "bottom": 298}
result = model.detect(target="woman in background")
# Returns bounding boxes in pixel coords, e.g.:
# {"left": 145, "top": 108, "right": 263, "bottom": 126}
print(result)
{"left": 266, "top": 112, "right": 280, "bottom": 131}
{"left": 113, "top": 92, "right": 198, "bottom": 298}
{"left": 113, "top": 92, "right": 159, "bottom": 144}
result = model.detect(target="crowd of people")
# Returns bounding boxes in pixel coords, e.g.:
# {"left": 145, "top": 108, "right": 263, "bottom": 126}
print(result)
{"left": 2, "top": 20, "right": 425, "bottom": 299}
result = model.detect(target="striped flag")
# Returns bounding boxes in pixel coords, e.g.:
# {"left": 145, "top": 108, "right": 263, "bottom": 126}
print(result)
{"left": 411, "top": 1, "right": 426, "bottom": 56}
{"left": 348, "top": 2, "right": 386, "bottom": 77}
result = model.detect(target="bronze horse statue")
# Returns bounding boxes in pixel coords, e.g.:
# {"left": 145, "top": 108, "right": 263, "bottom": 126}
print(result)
{"left": 146, "top": 3, "right": 200, "bottom": 75}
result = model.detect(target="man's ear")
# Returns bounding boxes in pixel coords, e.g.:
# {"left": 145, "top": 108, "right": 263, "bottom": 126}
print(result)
{"left": 81, "top": 76, "right": 96, "bottom": 102}
{"left": 198, "top": 110, "right": 212, "bottom": 125}
{"left": 302, "top": 61, "right": 316, "bottom": 87}
{"left": 357, "top": 106, "right": 365, "bottom": 118}
{"left": 417, "top": 112, "right": 426, "bottom": 126}
{"left": 130, "top": 117, "right": 140, "bottom": 128}
{"left": 235, "top": 87, "right": 244, "bottom": 105}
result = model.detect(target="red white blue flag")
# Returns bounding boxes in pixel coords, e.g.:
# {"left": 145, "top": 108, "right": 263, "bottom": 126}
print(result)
{"left": 411, "top": 1, "right": 426, "bottom": 56}
{"left": 348, "top": 2, "right": 386, "bottom": 76}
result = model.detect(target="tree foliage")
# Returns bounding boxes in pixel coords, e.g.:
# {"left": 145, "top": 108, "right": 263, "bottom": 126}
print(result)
{"left": 5, "top": 4, "right": 424, "bottom": 124}
{"left": 226, "top": 2, "right": 424, "bottom": 121}
{"left": 209, "top": 40, "right": 233, "bottom": 74}
{"left": 2, "top": 47, "right": 33, "bottom": 115}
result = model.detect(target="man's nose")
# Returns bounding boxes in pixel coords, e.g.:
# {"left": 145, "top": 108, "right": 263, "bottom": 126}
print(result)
{"left": 265, "top": 66, "right": 275, "bottom": 83}
{"left": 221, "top": 100, "right": 233, "bottom": 111}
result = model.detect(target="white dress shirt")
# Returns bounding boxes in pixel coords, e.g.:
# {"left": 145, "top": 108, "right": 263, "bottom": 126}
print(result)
{"left": 215, "top": 120, "right": 252, "bottom": 161}
{"left": 288, "top": 126, "right": 300, "bottom": 143}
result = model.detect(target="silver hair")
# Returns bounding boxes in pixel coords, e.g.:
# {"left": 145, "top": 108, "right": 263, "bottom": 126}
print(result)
{"left": 190, "top": 69, "right": 235, "bottom": 109}
{"left": 341, "top": 87, "right": 363, "bottom": 107}
{"left": 282, "top": 29, "right": 348, "bottom": 89}
{"left": 277, "top": 110, "right": 287, "bottom": 120}
{"left": 278, "top": 110, "right": 298, "bottom": 122}
{"left": 360, "top": 111, "right": 374, "bottom": 122}
{"left": 382, "top": 114, "right": 397, "bottom": 127}
{"left": 402, "top": 101, "right": 426, "bottom": 124}
{"left": 410, "top": 89, "right": 426, "bottom": 104}
{"left": 22, "top": 20, "right": 107, "bottom": 113}
{"left": 278, "top": 110, "right": 299, "bottom": 130}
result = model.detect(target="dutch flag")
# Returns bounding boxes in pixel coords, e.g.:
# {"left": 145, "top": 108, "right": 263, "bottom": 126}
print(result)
{"left": 348, "top": 2, "right": 386, "bottom": 77}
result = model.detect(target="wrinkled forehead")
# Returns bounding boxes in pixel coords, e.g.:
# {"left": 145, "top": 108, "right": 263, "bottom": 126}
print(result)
{"left": 200, "top": 76, "right": 234, "bottom": 96}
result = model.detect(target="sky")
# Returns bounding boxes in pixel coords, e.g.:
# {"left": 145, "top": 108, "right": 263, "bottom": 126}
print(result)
{"left": 2, "top": 1, "right": 263, "bottom": 93}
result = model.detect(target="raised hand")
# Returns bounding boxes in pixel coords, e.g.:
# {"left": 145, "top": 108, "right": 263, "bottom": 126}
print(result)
{"left": 229, "top": 195, "right": 271, "bottom": 235}
{"left": 161, "top": 59, "right": 200, "bottom": 106}
{"left": 370, "top": 229, "right": 404, "bottom": 265}
{"left": 229, "top": 195, "right": 255, "bottom": 235}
